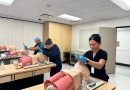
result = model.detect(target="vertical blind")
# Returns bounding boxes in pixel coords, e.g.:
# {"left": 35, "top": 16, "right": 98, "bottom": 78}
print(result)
{"left": 0, "top": 18, "right": 43, "bottom": 49}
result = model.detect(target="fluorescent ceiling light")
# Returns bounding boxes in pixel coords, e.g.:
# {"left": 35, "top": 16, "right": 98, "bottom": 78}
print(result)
{"left": 0, "top": 0, "right": 14, "bottom": 6}
{"left": 57, "top": 14, "right": 82, "bottom": 21}
{"left": 111, "top": 0, "right": 130, "bottom": 10}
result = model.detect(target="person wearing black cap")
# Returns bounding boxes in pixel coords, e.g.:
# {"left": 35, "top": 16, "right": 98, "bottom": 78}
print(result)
{"left": 77, "top": 34, "right": 109, "bottom": 81}
{"left": 39, "top": 38, "right": 62, "bottom": 76}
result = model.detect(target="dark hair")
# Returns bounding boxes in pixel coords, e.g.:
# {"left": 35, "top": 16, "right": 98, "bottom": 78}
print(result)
{"left": 89, "top": 34, "right": 101, "bottom": 44}
{"left": 45, "top": 38, "right": 53, "bottom": 45}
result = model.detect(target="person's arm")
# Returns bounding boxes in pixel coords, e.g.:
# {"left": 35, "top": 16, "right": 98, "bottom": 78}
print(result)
{"left": 28, "top": 43, "right": 44, "bottom": 51}
{"left": 28, "top": 47, "right": 39, "bottom": 51}
{"left": 87, "top": 59, "right": 106, "bottom": 69}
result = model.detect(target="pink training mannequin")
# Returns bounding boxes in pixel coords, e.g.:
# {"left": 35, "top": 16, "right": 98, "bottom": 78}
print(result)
{"left": 0, "top": 45, "right": 6, "bottom": 51}
{"left": 9, "top": 50, "right": 18, "bottom": 57}
{"left": 44, "top": 61, "right": 90, "bottom": 90}
{"left": 15, "top": 52, "right": 47, "bottom": 69}
{"left": 18, "top": 56, "right": 32, "bottom": 67}
{"left": 44, "top": 71, "right": 73, "bottom": 90}
{"left": 6, "top": 45, "right": 16, "bottom": 51}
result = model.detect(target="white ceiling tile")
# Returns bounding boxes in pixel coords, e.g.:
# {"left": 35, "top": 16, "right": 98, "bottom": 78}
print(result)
{"left": 43, "top": 0, "right": 75, "bottom": 6}
{"left": 0, "top": 0, "right": 130, "bottom": 25}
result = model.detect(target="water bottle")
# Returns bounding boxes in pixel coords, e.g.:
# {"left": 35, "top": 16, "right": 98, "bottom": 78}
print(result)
{"left": 1, "top": 61, "right": 5, "bottom": 69}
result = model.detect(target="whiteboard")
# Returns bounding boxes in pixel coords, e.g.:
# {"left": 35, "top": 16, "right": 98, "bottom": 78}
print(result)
{"left": 79, "top": 28, "right": 99, "bottom": 49}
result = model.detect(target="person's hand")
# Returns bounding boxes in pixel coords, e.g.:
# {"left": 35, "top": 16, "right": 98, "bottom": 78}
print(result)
{"left": 23, "top": 43, "right": 28, "bottom": 50}
{"left": 38, "top": 48, "right": 44, "bottom": 53}
{"left": 24, "top": 45, "right": 28, "bottom": 50}
{"left": 78, "top": 55, "right": 88, "bottom": 63}
{"left": 75, "top": 54, "right": 80, "bottom": 60}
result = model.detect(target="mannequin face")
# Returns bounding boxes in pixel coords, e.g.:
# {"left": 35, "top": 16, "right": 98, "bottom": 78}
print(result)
{"left": 89, "top": 40, "right": 100, "bottom": 51}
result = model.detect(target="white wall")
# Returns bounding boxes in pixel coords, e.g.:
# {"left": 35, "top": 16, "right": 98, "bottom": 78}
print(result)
{"left": 72, "top": 16, "right": 130, "bottom": 73}
{"left": 79, "top": 28, "right": 99, "bottom": 51}
{"left": 116, "top": 28, "right": 130, "bottom": 64}
{"left": 72, "top": 16, "right": 130, "bottom": 51}
{"left": 0, "top": 18, "right": 43, "bottom": 50}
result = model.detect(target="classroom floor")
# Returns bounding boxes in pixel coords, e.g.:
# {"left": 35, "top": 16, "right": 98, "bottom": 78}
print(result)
{"left": 44, "top": 63, "right": 130, "bottom": 90}
{"left": 109, "top": 65, "right": 130, "bottom": 90}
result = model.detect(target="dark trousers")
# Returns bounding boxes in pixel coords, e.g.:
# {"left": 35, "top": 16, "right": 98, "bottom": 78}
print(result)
{"left": 50, "top": 64, "right": 62, "bottom": 77}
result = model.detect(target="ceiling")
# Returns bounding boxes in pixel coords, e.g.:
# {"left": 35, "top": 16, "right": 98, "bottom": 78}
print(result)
{"left": 0, "top": 0, "right": 130, "bottom": 25}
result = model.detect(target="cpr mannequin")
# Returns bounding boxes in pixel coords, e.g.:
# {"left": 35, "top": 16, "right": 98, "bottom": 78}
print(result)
{"left": 44, "top": 61, "right": 90, "bottom": 90}
{"left": 0, "top": 45, "right": 16, "bottom": 59}
{"left": 29, "top": 53, "right": 47, "bottom": 65}
{"left": 0, "top": 45, "right": 16, "bottom": 51}
{"left": 17, "top": 49, "right": 29, "bottom": 57}
{"left": 63, "top": 62, "right": 90, "bottom": 90}
{"left": 6, "top": 45, "right": 16, "bottom": 51}
{"left": 0, "top": 45, "right": 28, "bottom": 58}
{"left": 0, "top": 45, "right": 6, "bottom": 51}
{"left": 8, "top": 49, "right": 29, "bottom": 57}
{"left": 16, "top": 53, "right": 47, "bottom": 68}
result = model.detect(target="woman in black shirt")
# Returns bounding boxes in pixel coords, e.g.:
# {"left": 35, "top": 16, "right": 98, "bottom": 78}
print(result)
{"left": 84, "top": 34, "right": 109, "bottom": 81}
